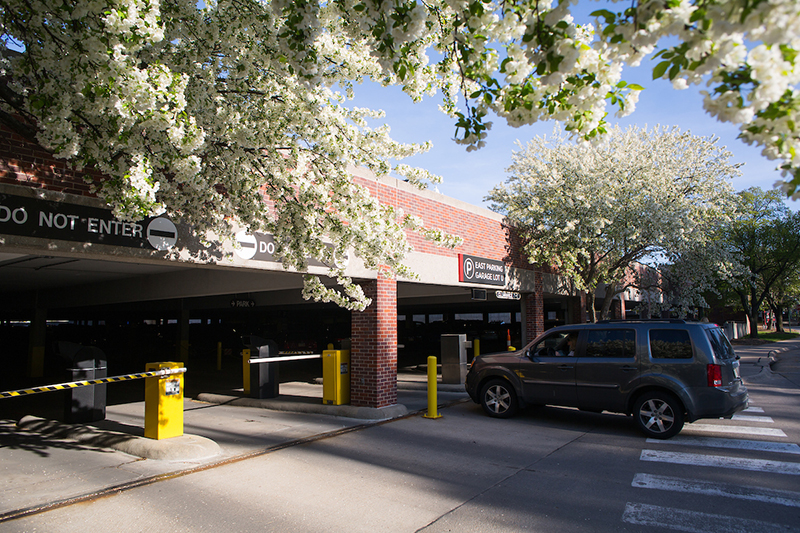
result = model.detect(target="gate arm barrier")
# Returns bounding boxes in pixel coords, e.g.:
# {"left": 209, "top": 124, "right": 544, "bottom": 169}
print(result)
{"left": 248, "top": 353, "right": 321, "bottom": 364}
{"left": 0, "top": 368, "right": 187, "bottom": 399}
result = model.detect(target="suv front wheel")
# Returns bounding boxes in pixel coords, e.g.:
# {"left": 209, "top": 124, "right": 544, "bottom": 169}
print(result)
{"left": 633, "top": 392, "right": 685, "bottom": 439}
{"left": 480, "top": 379, "right": 518, "bottom": 418}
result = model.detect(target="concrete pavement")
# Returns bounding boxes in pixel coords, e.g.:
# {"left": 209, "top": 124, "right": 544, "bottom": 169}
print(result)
{"left": 2, "top": 339, "right": 799, "bottom": 525}
{"left": 0, "top": 369, "right": 469, "bottom": 521}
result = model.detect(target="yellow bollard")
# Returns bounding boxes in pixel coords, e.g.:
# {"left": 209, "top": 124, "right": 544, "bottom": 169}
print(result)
{"left": 144, "top": 362, "right": 184, "bottom": 440}
{"left": 242, "top": 349, "right": 251, "bottom": 394}
{"left": 217, "top": 342, "right": 223, "bottom": 371}
{"left": 473, "top": 338, "right": 480, "bottom": 359}
{"left": 422, "top": 355, "right": 442, "bottom": 419}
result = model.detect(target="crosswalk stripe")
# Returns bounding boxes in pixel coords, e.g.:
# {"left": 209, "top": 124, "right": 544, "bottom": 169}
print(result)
{"left": 622, "top": 502, "right": 795, "bottom": 532}
{"left": 744, "top": 406, "right": 765, "bottom": 413}
{"left": 632, "top": 473, "right": 800, "bottom": 508}
{"left": 640, "top": 449, "right": 800, "bottom": 475}
{"left": 732, "top": 414, "right": 774, "bottom": 423}
{"left": 646, "top": 436, "right": 800, "bottom": 455}
{"left": 682, "top": 424, "right": 787, "bottom": 437}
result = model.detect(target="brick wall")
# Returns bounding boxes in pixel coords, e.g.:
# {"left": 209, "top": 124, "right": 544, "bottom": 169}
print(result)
{"left": 0, "top": 126, "right": 103, "bottom": 196}
{"left": 358, "top": 176, "right": 536, "bottom": 270}
{"left": 524, "top": 272, "right": 544, "bottom": 340}
{"left": 350, "top": 272, "right": 398, "bottom": 408}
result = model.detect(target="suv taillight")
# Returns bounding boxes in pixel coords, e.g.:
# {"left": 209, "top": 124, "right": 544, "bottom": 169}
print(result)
{"left": 707, "top": 364, "right": 723, "bottom": 387}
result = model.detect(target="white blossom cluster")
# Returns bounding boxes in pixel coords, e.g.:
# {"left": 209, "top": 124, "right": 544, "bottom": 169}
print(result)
{"left": 324, "top": 0, "right": 799, "bottom": 193}
{"left": 0, "top": 0, "right": 459, "bottom": 310}
{"left": 487, "top": 125, "right": 739, "bottom": 321}
{"left": 588, "top": 0, "right": 800, "bottom": 196}
{"left": 1, "top": 0, "right": 797, "bottom": 309}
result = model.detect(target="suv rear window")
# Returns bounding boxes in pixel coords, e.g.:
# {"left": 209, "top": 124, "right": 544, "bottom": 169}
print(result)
{"left": 706, "top": 327, "right": 736, "bottom": 361}
{"left": 649, "top": 329, "right": 693, "bottom": 360}
{"left": 586, "top": 329, "right": 635, "bottom": 358}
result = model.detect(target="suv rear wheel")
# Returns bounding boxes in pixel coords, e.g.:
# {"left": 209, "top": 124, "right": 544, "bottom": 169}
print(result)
{"left": 633, "top": 391, "right": 685, "bottom": 439}
{"left": 480, "top": 379, "right": 518, "bottom": 418}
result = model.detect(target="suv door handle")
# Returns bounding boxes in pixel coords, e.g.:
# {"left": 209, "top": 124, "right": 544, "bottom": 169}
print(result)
{"left": 621, "top": 365, "right": 637, "bottom": 372}
{"left": 558, "top": 364, "right": 574, "bottom": 371}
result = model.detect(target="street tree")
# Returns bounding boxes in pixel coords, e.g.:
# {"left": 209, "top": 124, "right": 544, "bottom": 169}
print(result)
{"left": 486, "top": 125, "right": 738, "bottom": 322}
{"left": 725, "top": 188, "right": 800, "bottom": 337}
{"left": 0, "top": 0, "right": 797, "bottom": 308}
{"left": 765, "top": 268, "right": 800, "bottom": 333}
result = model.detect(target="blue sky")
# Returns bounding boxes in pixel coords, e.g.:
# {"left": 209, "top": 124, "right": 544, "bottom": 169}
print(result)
{"left": 352, "top": 64, "right": 788, "bottom": 211}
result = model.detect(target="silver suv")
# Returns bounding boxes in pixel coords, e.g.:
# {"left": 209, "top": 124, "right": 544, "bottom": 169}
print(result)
{"left": 464, "top": 320, "right": 749, "bottom": 439}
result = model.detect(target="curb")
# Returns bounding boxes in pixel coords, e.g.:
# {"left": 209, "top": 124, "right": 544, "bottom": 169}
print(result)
{"left": 16, "top": 415, "right": 221, "bottom": 462}
{"left": 195, "top": 393, "right": 409, "bottom": 420}
{"left": 396, "top": 381, "right": 466, "bottom": 393}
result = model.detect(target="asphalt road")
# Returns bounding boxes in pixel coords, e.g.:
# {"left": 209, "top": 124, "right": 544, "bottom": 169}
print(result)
{"left": 5, "top": 345, "right": 800, "bottom": 532}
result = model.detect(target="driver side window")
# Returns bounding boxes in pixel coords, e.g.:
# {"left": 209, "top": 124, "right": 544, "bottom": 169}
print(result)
{"left": 531, "top": 330, "right": 580, "bottom": 357}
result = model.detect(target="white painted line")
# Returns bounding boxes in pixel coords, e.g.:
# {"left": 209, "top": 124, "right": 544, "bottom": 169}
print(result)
{"left": 632, "top": 473, "right": 800, "bottom": 508}
{"left": 732, "top": 414, "right": 774, "bottom": 423}
{"left": 646, "top": 436, "right": 800, "bottom": 455}
{"left": 640, "top": 449, "right": 800, "bottom": 475}
{"left": 682, "top": 424, "right": 787, "bottom": 437}
{"left": 622, "top": 502, "right": 795, "bottom": 532}
{"left": 744, "top": 406, "right": 765, "bottom": 413}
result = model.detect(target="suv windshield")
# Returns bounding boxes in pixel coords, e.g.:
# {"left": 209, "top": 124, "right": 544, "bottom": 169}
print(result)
{"left": 706, "top": 327, "right": 736, "bottom": 361}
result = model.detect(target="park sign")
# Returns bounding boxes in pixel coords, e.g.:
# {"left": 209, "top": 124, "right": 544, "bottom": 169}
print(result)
{"left": 0, "top": 192, "right": 178, "bottom": 250}
{"left": 458, "top": 254, "right": 506, "bottom": 286}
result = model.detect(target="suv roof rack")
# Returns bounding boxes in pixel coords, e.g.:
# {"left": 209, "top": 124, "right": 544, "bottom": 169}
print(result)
{"left": 595, "top": 319, "right": 691, "bottom": 324}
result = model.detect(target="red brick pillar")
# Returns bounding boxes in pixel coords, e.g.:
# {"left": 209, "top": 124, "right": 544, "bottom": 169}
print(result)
{"left": 523, "top": 271, "right": 544, "bottom": 343}
{"left": 611, "top": 298, "right": 626, "bottom": 319}
{"left": 573, "top": 293, "right": 588, "bottom": 324}
{"left": 350, "top": 271, "right": 397, "bottom": 408}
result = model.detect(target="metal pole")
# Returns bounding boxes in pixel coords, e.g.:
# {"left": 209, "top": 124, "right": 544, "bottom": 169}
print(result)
{"left": 422, "top": 356, "right": 442, "bottom": 419}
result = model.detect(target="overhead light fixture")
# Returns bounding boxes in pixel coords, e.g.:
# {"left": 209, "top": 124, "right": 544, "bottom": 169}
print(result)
{"left": 471, "top": 289, "right": 487, "bottom": 301}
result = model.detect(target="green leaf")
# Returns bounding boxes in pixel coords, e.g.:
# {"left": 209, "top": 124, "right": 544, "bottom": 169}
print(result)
{"left": 689, "top": 8, "right": 706, "bottom": 22}
{"left": 536, "top": 61, "right": 547, "bottom": 75}
{"left": 590, "top": 9, "right": 616, "bottom": 24}
{"left": 627, "top": 84, "right": 644, "bottom": 90}
{"left": 780, "top": 45, "right": 798, "bottom": 65}
{"left": 652, "top": 61, "right": 670, "bottom": 79}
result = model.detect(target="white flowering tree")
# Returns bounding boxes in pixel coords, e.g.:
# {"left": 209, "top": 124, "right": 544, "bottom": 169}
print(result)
{"left": 633, "top": 244, "right": 743, "bottom": 319}
{"left": 0, "top": 0, "right": 463, "bottom": 310}
{"left": 1, "top": 0, "right": 798, "bottom": 309}
{"left": 487, "top": 125, "right": 738, "bottom": 322}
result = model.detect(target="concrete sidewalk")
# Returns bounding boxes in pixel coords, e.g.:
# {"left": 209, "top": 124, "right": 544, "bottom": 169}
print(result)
{"left": 731, "top": 335, "right": 800, "bottom": 382}
{"left": 0, "top": 370, "right": 469, "bottom": 521}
